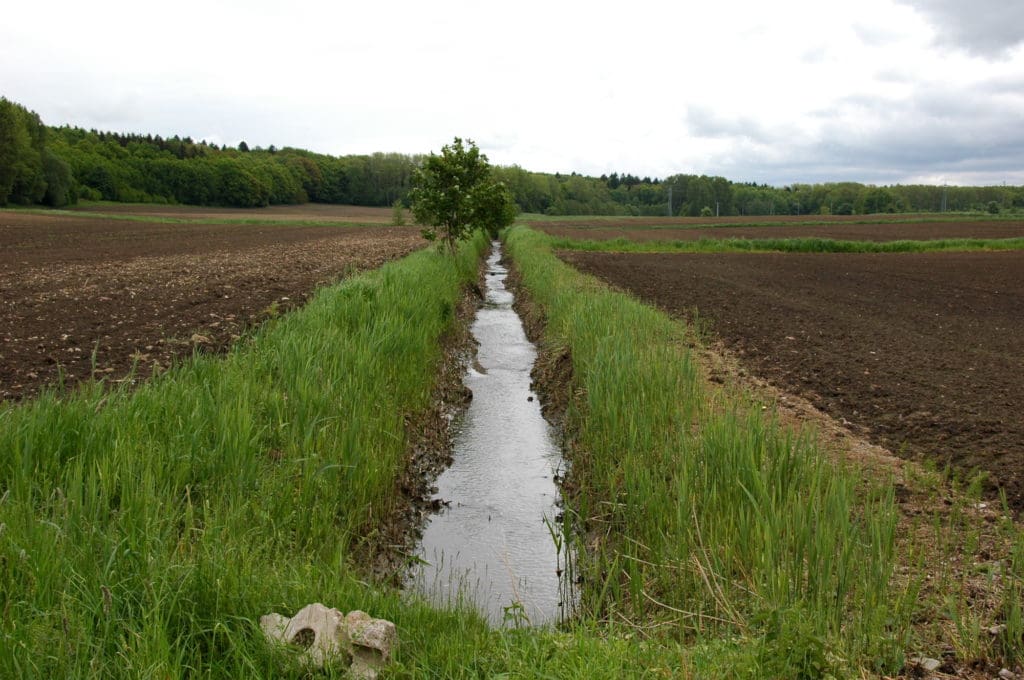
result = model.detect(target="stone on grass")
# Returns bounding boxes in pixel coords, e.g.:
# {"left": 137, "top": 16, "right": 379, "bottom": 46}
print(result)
{"left": 260, "top": 603, "right": 396, "bottom": 679}
{"left": 346, "top": 610, "right": 397, "bottom": 679}
{"left": 911, "top": 655, "right": 942, "bottom": 672}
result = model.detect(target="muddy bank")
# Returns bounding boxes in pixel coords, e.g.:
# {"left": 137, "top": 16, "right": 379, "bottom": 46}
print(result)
{"left": 361, "top": 252, "right": 486, "bottom": 583}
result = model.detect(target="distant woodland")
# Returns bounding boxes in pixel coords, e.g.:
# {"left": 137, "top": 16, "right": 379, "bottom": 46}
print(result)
{"left": 2, "top": 97, "right": 1023, "bottom": 215}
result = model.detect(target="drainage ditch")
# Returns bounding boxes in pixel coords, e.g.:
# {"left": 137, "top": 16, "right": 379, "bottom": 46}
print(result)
{"left": 408, "top": 242, "right": 573, "bottom": 626}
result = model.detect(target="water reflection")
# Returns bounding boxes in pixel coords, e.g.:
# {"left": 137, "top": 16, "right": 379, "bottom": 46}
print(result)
{"left": 409, "top": 242, "right": 572, "bottom": 626}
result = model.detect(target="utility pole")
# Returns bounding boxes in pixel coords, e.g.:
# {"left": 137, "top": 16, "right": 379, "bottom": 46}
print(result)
{"left": 941, "top": 184, "right": 948, "bottom": 212}
{"left": 715, "top": 201, "right": 720, "bottom": 217}
{"left": 667, "top": 185, "right": 673, "bottom": 217}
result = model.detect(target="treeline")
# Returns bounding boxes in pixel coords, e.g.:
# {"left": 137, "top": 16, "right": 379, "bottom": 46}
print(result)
{"left": 495, "top": 167, "right": 1024, "bottom": 217}
{"left": 2, "top": 96, "right": 1023, "bottom": 215}
{"left": 1, "top": 97, "right": 421, "bottom": 208}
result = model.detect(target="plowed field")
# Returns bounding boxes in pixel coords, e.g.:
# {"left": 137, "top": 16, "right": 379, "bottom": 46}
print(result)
{"left": 539, "top": 218, "right": 1024, "bottom": 243}
{"left": 70, "top": 202, "right": 398, "bottom": 223}
{"left": 560, "top": 250, "right": 1024, "bottom": 509}
{"left": 0, "top": 209, "right": 425, "bottom": 401}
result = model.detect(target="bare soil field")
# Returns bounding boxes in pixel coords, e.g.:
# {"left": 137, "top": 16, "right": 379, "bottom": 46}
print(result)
{"left": 532, "top": 212, "right": 1016, "bottom": 227}
{"left": 538, "top": 219, "right": 1024, "bottom": 242}
{"left": 70, "top": 202, "right": 399, "bottom": 223}
{"left": 559, "top": 250, "right": 1024, "bottom": 509}
{"left": 0, "top": 209, "right": 425, "bottom": 401}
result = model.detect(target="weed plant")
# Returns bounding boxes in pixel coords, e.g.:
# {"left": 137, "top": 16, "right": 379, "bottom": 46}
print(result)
{"left": 505, "top": 225, "right": 913, "bottom": 676}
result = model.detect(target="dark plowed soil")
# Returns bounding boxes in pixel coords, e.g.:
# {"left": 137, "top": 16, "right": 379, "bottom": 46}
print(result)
{"left": 559, "top": 250, "right": 1024, "bottom": 509}
{"left": 70, "top": 202, "right": 399, "bottom": 223}
{"left": 0, "top": 210, "right": 425, "bottom": 401}
{"left": 539, "top": 219, "right": 1024, "bottom": 243}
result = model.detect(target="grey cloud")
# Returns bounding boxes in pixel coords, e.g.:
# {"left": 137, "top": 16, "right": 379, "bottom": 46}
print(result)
{"left": 897, "top": 0, "right": 1024, "bottom": 57}
{"left": 685, "top": 106, "right": 779, "bottom": 145}
{"left": 695, "top": 79, "right": 1024, "bottom": 185}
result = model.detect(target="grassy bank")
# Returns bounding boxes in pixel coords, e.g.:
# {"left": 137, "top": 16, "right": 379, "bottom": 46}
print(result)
{"left": 547, "top": 234, "right": 1024, "bottom": 254}
{"left": 1, "top": 234, "right": 503, "bottom": 676}
{"left": 505, "top": 225, "right": 915, "bottom": 676}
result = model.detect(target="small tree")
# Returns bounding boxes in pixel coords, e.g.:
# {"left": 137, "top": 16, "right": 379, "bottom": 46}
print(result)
{"left": 391, "top": 198, "right": 406, "bottom": 226}
{"left": 409, "top": 137, "right": 517, "bottom": 250}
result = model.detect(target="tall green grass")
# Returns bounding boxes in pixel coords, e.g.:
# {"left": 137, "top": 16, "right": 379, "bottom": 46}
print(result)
{"left": 505, "top": 225, "right": 913, "bottom": 676}
{"left": 0, "top": 236, "right": 501, "bottom": 676}
{"left": 548, "top": 234, "right": 1024, "bottom": 254}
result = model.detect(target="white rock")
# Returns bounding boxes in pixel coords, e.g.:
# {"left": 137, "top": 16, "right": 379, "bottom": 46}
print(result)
{"left": 346, "top": 610, "right": 397, "bottom": 680}
{"left": 911, "top": 655, "right": 942, "bottom": 672}
{"left": 261, "top": 603, "right": 346, "bottom": 667}
{"left": 260, "top": 603, "right": 396, "bottom": 677}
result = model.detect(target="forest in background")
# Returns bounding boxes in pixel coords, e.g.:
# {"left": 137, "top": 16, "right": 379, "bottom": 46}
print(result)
{"left": 3, "top": 97, "right": 1023, "bottom": 216}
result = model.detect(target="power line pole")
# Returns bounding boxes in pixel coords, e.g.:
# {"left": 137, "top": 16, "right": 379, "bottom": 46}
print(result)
{"left": 667, "top": 185, "right": 673, "bottom": 217}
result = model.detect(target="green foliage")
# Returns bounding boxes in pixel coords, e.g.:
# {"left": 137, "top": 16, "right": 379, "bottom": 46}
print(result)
{"left": 0, "top": 97, "right": 47, "bottom": 205}
{"left": 2, "top": 95, "right": 1022, "bottom": 215}
{"left": 40, "top": 149, "right": 74, "bottom": 206}
{"left": 391, "top": 197, "right": 405, "bottom": 225}
{"left": 409, "top": 137, "right": 517, "bottom": 249}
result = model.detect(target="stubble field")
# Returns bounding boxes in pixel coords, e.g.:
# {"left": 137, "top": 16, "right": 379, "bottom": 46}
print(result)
{"left": 0, "top": 207, "right": 424, "bottom": 401}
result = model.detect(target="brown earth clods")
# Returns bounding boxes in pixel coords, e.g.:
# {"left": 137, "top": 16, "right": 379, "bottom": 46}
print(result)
{"left": 70, "top": 202, "right": 401, "bottom": 223}
{"left": 0, "top": 210, "right": 426, "bottom": 401}
{"left": 537, "top": 218, "right": 1024, "bottom": 243}
{"left": 559, "top": 249, "right": 1024, "bottom": 510}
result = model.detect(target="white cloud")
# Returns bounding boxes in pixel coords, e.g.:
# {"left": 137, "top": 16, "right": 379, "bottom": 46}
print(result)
{"left": 1, "top": 0, "right": 1022, "bottom": 185}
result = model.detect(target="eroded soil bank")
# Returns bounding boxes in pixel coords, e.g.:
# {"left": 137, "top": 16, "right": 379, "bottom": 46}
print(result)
{"left": 559, "top": 249, "right": 1024, "bottom": 509}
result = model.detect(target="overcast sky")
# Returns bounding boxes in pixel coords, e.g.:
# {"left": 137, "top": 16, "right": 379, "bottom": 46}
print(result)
{"left": 2, "top": 0, "right": 1022, "bottom": 186}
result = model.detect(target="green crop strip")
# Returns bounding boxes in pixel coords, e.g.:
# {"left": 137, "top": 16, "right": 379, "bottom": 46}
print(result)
{"left": 524, "top": 212, "right": 1022, "bottom": 227}
{"left": 548, "top": 234, "right": 1024, "bottom": 253}
{"left": 504, "top": 225, "right": 916, "bottom": 676}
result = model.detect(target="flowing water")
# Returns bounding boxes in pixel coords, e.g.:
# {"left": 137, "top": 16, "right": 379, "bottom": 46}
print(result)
{"left": 409, "top": 242, "right": 571, "bottom": 626}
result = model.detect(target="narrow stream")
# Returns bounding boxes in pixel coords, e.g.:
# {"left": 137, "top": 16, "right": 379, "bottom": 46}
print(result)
{"left": 409, "top": 242, "right": 571, "bottom": 626}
